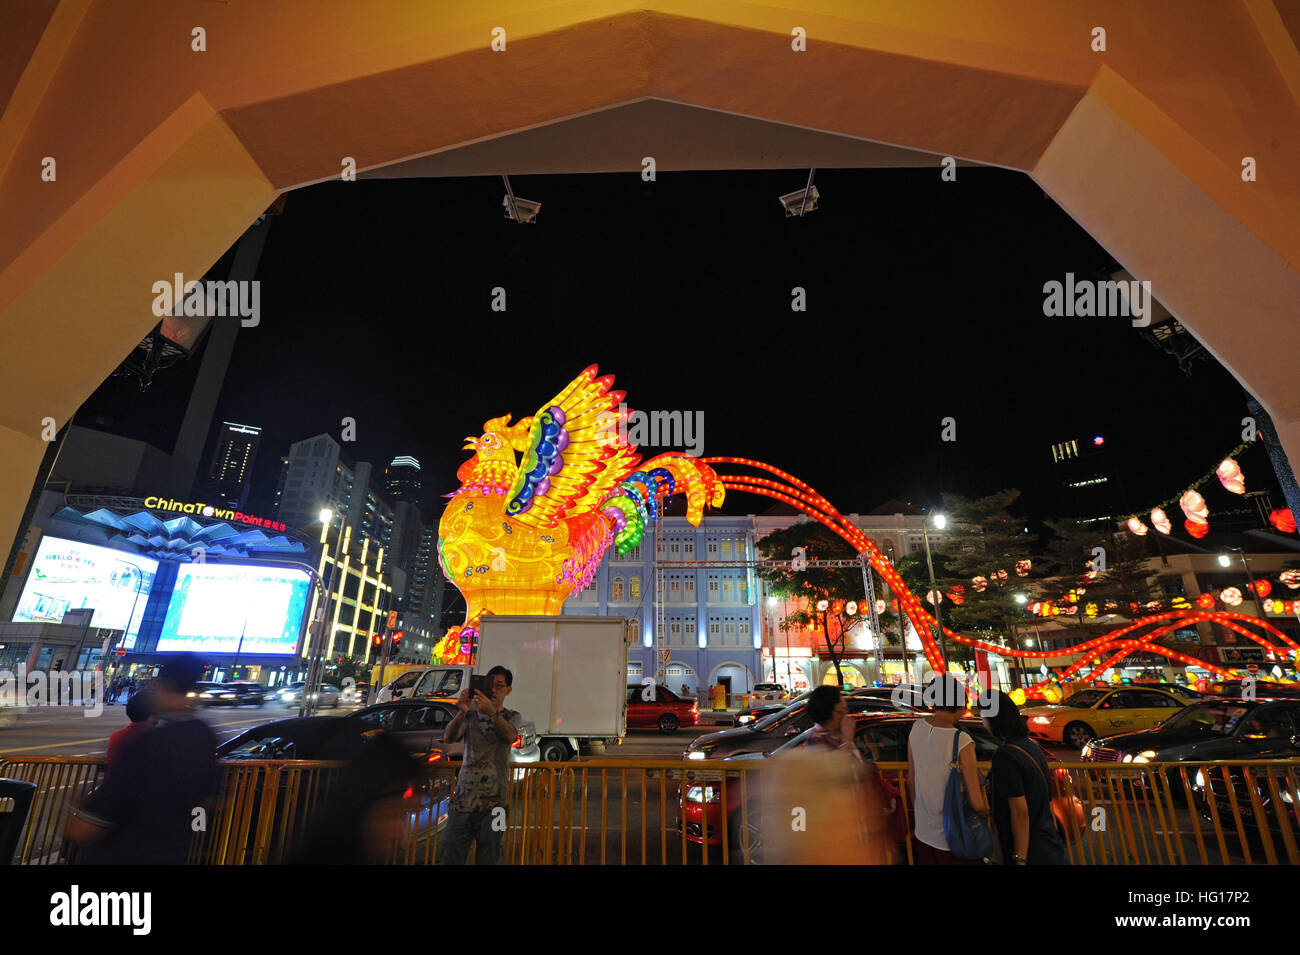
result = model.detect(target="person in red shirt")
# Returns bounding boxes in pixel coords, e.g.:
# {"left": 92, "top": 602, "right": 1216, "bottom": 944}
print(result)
{"left": 106, "top": 691, "right": 155, "bottom": 768}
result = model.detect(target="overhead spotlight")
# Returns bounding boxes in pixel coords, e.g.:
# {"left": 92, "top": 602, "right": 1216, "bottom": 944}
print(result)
{"left": 502, "top": 175, "right": 540, "bottom": 223}
{"left": 778, "top": 169, "right": 819, "bottom": 217}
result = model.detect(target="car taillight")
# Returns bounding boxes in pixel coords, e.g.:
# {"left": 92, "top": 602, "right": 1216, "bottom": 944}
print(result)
{"left": 511, "top": 737, "right": 523, "bottom": 748}
{"left": 402, "top": 786, "right": 415, "bottom": 800}
{"left": 427, "top": 752, "right": 443, "bottom": 762}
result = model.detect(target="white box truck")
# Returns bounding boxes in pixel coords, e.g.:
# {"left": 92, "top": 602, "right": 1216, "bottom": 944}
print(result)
{"left": 476, "top": 615, "right": 630, "bottom": 762}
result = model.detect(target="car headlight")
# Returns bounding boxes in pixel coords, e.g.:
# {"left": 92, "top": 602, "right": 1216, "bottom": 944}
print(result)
{"left": 1194, "top": 770, "right": 1206, "bottom": 789}
{"left": 187, "top": 691, "right": 197, "bottom": 698}
{"left": 1281, "top": 790, "right": 1294, "bottom": 805}
{"left": 685, "top": 785, "right": 719, "bottom": 803}
{"left": 1031, "top": 716, "right": 1051, "bottom": 724}
{"left": 686, "top": 751, "right": 707, "bottom": 760}
{"left": 1081, "top": 743, "right": 1092, "bottom": 758}
{"left": 1131, "top": 750, "right": 1157, "bottom": 764}
{"left": 220, "top": 693, "right": 235, "bottom": 699}
{"left": 737, "top": 715, "right": 755, "bottom": 724}
{"left": 1122, "top": 754, "right": 1133, "bottom": 762}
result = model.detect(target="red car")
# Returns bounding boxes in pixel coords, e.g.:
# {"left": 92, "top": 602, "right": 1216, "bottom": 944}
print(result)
{"left": 627, "top": 684, "right": 699, "bottom": 733}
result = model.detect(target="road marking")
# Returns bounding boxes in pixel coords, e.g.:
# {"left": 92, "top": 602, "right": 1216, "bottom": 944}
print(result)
{"left": 0, "top": 715, "right": 271, "bottom": 755}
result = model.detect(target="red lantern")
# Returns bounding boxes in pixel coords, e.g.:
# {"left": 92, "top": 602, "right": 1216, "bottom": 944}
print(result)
{"left": 1250, "top": 580, "right": 1272, "bottom": 598}
{"left": 1185, "top": 519, "right": 1209, "bottom": 539}
{"left": 1195, "top": 593, "right": 1216, "bottom": 609}
{"left": 1270, "top": 508, "right": 1297, "bottom": 534}
{"left": 946, "top": 585, "right": 966, "bottom": 605}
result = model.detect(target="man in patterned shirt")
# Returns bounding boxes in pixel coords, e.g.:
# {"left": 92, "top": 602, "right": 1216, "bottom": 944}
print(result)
{"left": 436, "top": 665, "right": 521, "bottom": 865}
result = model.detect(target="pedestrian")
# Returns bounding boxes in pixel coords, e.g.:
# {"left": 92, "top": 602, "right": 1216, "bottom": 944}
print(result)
{"left": 907, "top": 673, "right": 990, "bottom": 864}
{"left": 65, "top": 653, "right": 219, "bottom": 864}
{"left": 681, "top": 683, "right": 691, "bottom": 699}
{"left": 106, "top": 692, "right": 156, "bottom": 770}
{"left": 798, "top": 685, "right": 855, "bottom": 751}
{"left": 436, "top": 666, "right": 522, "bottom": 865}
{"left": 290, "top": 732, "right": 424, "bottom": 864}
{"left": 979, "top": 690, "right": 1067, "bottom": 865}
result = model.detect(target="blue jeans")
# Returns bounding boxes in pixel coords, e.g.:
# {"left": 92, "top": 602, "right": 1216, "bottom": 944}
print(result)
{"left": 437, "top": 808, "right": 504, "bottom": 865}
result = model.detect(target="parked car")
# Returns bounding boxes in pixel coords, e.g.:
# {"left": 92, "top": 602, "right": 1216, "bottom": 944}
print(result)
{"left": 679, "top": 713, "right": 1022, "bottom": 860}
{"left": 1082, "top": 697, "right": 1300, "bottom": 765}
{"left": 339, "top": 682, "right": 370, "bottom": 705}
{"left": 686, "top": 692, "right": 918, "bottom": 761}
{"left": 350, "top": 699, "right": 540, "bottom": 765}
{"left": 1023, "top": 686, "right": 1186, "bottom": 751}
{"left": 190, "top": 681, "right": 268, "bottom": 706}
{"left": 750, "top": 683, "right": 789, "bottom": 704}
{"left": 627, "top": 684, "right": 699, "bottom": 734}
{"left": 277, "top": 682, "right": 341, "bottom": 709}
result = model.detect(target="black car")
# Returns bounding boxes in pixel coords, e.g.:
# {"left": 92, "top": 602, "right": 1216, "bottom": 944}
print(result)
{"left": 1083, "top": 697, "right": 1300, "bottom": 765}
{"left": 686, "top": 693, "right": 918, "bottom": 761}
{"left": 1130, "top": 682, "right": 1207, "bottom": 702}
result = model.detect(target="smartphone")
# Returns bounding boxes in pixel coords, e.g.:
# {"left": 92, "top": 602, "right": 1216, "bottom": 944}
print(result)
{"left": 469, "top": 673, "right": 489, "bottom": 698}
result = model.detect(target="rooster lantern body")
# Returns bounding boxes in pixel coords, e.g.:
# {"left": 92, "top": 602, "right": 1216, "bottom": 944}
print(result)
{"left": 435, "top": 366, "right": 722, "bottom": 664}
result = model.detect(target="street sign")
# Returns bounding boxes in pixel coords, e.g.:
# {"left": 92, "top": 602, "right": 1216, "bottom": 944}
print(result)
{"left": 658, "top": 649, "right": 670, "bottom": 664}
{"left": 115, "top": 648, "right": 127, "bottom": 657}
{"left": 387, "top": 610, "right": 398, "bottom": 629}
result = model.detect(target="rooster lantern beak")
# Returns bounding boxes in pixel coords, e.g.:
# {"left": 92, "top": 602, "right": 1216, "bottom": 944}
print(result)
{"left": 462, "top": 436, "right": 479, "bottom": 451}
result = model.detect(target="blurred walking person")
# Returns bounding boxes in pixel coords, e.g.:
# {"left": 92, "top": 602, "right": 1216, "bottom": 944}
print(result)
{"left": 66, "top": 654, "right": 218, "bottom": 864}
{"left": 105, "top": 692, "right": 156, "bottom": 770}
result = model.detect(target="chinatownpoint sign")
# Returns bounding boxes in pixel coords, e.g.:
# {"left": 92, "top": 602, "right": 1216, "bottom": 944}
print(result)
{"left": 144, "top": 496, "right": 288, "bottom": 533}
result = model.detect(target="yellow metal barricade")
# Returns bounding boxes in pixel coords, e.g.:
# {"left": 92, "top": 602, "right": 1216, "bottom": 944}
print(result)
{"left": 4, "top": 756, "right": 1297, "bottom": 865}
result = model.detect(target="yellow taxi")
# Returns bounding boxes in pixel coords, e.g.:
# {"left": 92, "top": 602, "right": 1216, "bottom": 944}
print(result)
{"left": 1021, "top": 686, "right": 1186, "bottom": 751}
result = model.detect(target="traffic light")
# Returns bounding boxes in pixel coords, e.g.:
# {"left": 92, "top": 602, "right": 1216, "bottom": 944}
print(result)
{"left": 389, "top": 630, "right": 403, "bottom": 655}
{"left": 372, "top": 633, "right": 383, "bottom": 651}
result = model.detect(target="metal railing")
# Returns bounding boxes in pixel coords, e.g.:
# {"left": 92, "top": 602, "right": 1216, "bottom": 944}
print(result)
{"left": 3, "top": 756, "right": 1297, "bottom": 864}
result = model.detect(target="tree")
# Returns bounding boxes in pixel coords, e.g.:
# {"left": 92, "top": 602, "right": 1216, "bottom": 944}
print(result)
{"left": 755, "top": 522, "right": 871, "bottom": 686}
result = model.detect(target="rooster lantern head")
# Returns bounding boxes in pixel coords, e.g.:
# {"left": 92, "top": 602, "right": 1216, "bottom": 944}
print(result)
{"left": 457, "top": 414, "right": 535, "bottom": 487}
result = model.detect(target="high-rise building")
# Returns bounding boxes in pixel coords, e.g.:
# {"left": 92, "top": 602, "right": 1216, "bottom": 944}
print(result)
{"left": 275, "top": 434, "right": 393, "bottom": 547}
{"left": 386, "top": 455, "right": 423, "bottom": 505}
{"left": 1050, "top": 434, "right": 1122, "bottom": 524}
{"left": 207, "top": 421, "right": 261, "bottom": 509}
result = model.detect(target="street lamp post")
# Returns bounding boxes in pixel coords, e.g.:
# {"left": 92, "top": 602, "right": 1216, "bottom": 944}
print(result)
{"left": 922, "top": 513, "right": 948, "bottom": 670}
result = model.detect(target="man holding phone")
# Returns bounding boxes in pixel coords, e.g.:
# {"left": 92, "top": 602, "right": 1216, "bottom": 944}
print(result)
{"left": 436, "top": 665, "right": 521, "bottom": 865}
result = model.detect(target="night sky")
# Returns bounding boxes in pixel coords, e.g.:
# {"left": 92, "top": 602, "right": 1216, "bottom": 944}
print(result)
{"left": 78, "top": 168, "right": 1261, "bottom": 526}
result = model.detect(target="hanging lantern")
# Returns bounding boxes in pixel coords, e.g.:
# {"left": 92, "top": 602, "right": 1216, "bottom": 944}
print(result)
{"left": 1151, "top": 508, "right": 1172, "bottom": 535}
{"left": 1145, "top": 600, "right": 1162, "bottom": 611}
{"left": 816, "top": 599, "right": 829, "bottom": 612}
{"left": 1281, "top": 570, "right": 1300, "bottom": 590}
{"left": 876, "top": 599, "right": 887, "bottom": 615}
{"left": 1127, "top": 516, "right": 1148, "bottom": 536}
{"left": 1085, "top": 602, "right": 1098, "bottom": 618}
{"left": 1040, "top": 601, "right": 1055, "bottom": 617}
{"left": 1250, "top": 580, "right": 1272, "bottom": 599}
{"left": 996, "top": 569, "right": 1008, "bottom": 582}
{"left": 1216, "top": 458, "right": 1246, "bottom": 495}
{"left": 946, "top": 585, "right": 966, "bottom": 605}
{"left": 831, "top": 600, "right": 844, "bottom": 615}
{"left": 1065, "top": 589, "right": 1078, "bottom": 604}
{"left": 1184, "top": 519, "right": 1209, "bottom": 539}
{"left": 1029, "top": 602, "right": 1042, "bottom": 615}
{"left": 926, "top": 590, "right": 944, "bottom": 606}
{"left": 1270, "top": 508, "right": 1297, "bottom": 534}
{"left": 1180, "top": 489, "right": 1209, "bottom": 525}
{"left": 1220, "top": 587, "right": 1243, "bottom": 607}
{"left": 845, "top": 601, "right": 858, "bottom": 616}
{"left": 972, "top": 575, "right": 988, "bottom": 592}
{"left": 1015, "top": 560, "right": 1031, "bottom": 577}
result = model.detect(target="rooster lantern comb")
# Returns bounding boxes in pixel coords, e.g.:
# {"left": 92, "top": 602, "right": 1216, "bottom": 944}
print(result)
{"left": 434, "top": 366, "right": 723, "bottom": 665}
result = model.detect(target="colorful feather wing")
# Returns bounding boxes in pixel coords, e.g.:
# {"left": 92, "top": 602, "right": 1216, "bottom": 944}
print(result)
{"left": 506, "top": 366, "right": 641, "bottom": 528}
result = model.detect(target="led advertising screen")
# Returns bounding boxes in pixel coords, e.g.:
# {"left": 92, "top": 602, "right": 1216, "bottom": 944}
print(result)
{"left": 156, "top": 563, "right": 311, "bottom": 655}
{"left": 13, "top": 537, "right": 158, "bottom": 638}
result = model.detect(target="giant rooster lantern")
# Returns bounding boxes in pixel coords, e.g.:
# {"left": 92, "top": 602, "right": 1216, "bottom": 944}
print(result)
{"left": 434, "top": 366, "right": 722, "bottom": 664}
